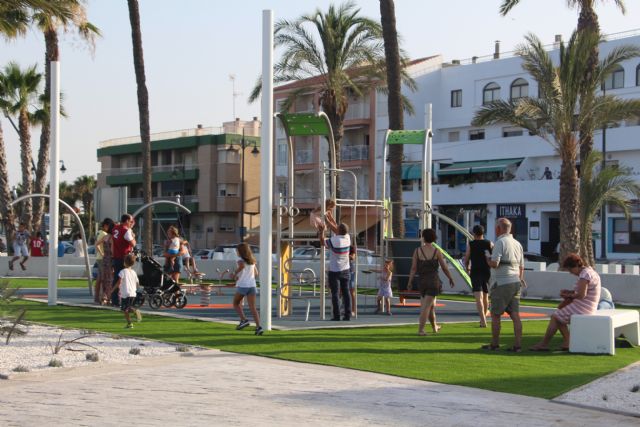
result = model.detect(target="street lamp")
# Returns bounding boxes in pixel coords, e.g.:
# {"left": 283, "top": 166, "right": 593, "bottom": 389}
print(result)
{"left": 228, "top": 128, "right": 260, "bottom": 240}
{"left": 59, "top": 160, "right": 66, "bottom": 173}
{"left": 600, "top": 83, "right": 608, "bottom": 261}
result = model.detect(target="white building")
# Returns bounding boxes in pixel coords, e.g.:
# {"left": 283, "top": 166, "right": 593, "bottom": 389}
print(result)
{"left": 376, "top": 30, "right": 640, "bottom": 260}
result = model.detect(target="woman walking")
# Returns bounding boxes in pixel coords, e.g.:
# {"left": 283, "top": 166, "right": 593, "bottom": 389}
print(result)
{"left": 98, "top": 219, "right": 115, "bottom": 305}
{"left": 463, "top": 225, "right": 493, "bottom": 327}
{"left": 408, "top": 229, "right": 455, "bottom": 336}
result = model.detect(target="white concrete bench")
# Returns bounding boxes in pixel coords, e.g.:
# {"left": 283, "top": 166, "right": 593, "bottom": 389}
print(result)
{"left": 570, "top": 309, "right": 639, "bottom": 355}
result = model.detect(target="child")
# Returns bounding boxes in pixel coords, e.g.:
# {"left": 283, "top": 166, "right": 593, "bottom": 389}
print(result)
{"left": 233, "top": 243, "right": 263, "bottom": 335}
{"left": 164, "top": 226, "right": 181, "bottom": 270}
{"left": 9, "top": 223, "right": 30, "bottom": 271}
{"left": 349, "top": 245, "right": 357, "bottom": 317}
{"left": 374, "top": 259, "right": 394, "bottom": 315}
{"left": 310, "top": 199, "right": 338, "bottom": 235}
{"left": 116, "top": 253, "right": 142, "bottom": 328}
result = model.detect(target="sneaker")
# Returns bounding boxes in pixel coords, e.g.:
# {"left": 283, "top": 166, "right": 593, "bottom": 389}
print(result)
{"left": 236, "top": 319, "right": 250, "bottom": 330}
{"left": 255, "top": 326, "right": 264, "bottom": 336}
{"left": 135, "top": 309, "right": 142, "bottom": 322}
{"left": 8, "top": 261, "right": 13, "bottom": 271}
{"left": 19, "top": 263, "right": 26, "bottom": 271}
{"left": 125, "top": 323, "right": 133, "bottom": 329}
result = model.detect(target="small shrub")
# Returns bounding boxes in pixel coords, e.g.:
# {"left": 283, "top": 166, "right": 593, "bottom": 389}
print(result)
{"left": 175, "top": 345, "right": 190, "bottom": 353}
{"left": 86, "top": 353, "right": 99, "bottom": 362}
{"left": 48, "top": 359, "right": 63, "bottom": 368}
{"left": 12, "top": 365, "right": 29, "bottom": 373}
{"left": 631, "top": 385, "right": 640, "bottom": 393}
{"left": 129, "top": 347, "right": 141, "bottom": 355}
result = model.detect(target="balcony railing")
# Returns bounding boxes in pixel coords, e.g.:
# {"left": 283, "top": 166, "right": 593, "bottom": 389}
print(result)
{"left": 340, "top": 145, "right": 369, "bottom": 161}
{"left": 344, "top": 102, "right": 370, "bottom": 120}
{"left": 107, "top": 164, "right": 196, "bottom": 176}
{"left": 99, "top": 126, "right": 224, "bottom": 149}
{"left": 127, "top": 195, "right": 199, "bottom": 205}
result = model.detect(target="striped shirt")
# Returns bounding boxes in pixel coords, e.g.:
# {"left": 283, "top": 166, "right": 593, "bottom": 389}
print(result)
{"left": 325, "top": 234, "right": 351, "bottom": 272}
{"left": 554, "top": 267, "right": 601, "bottom": 324}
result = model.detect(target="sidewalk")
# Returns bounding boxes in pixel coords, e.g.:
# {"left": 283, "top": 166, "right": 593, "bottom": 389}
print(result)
{"left": 0, "top": 350, "right": 636, "bottom": 426}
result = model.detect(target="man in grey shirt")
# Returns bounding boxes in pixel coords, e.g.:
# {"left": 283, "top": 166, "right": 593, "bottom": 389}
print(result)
{"left": 482, "top": 218, "right": 524, "bottom": 352}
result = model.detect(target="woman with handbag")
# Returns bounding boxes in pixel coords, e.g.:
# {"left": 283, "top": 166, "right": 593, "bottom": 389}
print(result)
{"left": 530, "top": 253, "right": 601, "bottom": 351}
{"left": 408, "top": 228, "right": 455, "bottom": 336}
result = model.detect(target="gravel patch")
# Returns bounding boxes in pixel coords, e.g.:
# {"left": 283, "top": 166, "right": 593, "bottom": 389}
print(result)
{"left": 0, "top": 320, "right": 199, "bottom": 378}
{"left": 555, "top": 361, "right": 640, "bottom": 416}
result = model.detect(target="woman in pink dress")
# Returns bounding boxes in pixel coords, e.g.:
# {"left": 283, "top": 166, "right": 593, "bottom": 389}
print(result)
{"left": 530, "top": 253, "right": 601, "bottom": 351}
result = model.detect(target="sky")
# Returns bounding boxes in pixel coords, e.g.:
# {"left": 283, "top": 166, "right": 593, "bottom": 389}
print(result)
{"left": 1, "top": 0, "right": 639, "bottom": 187}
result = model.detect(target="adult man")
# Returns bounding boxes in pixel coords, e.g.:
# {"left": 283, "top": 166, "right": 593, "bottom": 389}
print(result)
{"left": 111, "top": 214, "right": 136, "bottom": 306}
{"left": 319, "top": 222, "right": 352, "bottom": 321}
{"left": 483, "top": 218, "right": 524, "bottom": 352}
{"left": 9, "top": 223, "right": 30, "bottom": 271}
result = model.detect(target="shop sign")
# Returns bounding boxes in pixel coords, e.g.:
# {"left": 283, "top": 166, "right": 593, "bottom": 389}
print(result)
{"left": 496, "top": 204, "right": 526, "bottom": 219}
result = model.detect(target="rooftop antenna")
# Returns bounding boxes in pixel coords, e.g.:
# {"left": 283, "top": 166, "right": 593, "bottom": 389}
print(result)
{"left": 229, "top": 74, "right": 243, "bottom": 124}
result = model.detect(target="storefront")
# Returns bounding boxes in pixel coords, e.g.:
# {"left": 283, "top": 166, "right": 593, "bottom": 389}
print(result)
{"left": 496, "top": 203, "right": 528, "bottom": 251}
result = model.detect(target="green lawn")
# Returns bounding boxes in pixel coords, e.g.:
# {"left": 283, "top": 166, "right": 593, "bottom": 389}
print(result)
{"left": 9, "top": 300, "right": 639, "bottom": 399}
{"left": 5, "top": 278, "right": 92, "bottom": 289}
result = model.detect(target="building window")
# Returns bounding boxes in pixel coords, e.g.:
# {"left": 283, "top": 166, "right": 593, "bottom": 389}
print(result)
{"left": 612, "top": 218, "right": 640, "bottom": 253}
{"left": 217, "top": 183, "right": 238, "bottom": 197}
{"left": 502, "top": 126, "right": 523, "bottom": 137}
{"left": 482, "top": 82, "right": 500, "bottom": 105}
{"left": 603, "top": 65, "right": 624, "bottom": 90}
{"left": 218, "top": 149, "right": 240, "bottom": 164}
{"left": 401, "top": 179, "right": 413, "bottom": 192}
{"left": 219, "top": 217, "right": 236, "bottom": 232}
{"left": 450, "top": 89, "right": 462, "bottom": 107}
{"left": 636, "top": 64, "right": 640, "bottom": 86}
{"left": 448, "top": 131, "right": 460, "bottom": 142}
{"left": 276, "top": 142, "right": 287, "bottom": 166}
{"left": 469, "top": 129, "right": 485, "bottom": 140}
{"left": 510, "top": 78, "right": 529, "bottom": 100}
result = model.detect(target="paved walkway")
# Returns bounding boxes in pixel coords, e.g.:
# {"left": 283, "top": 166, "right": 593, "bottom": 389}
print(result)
{"left": 0, "top": 350, "right": 637, "bottom": 426}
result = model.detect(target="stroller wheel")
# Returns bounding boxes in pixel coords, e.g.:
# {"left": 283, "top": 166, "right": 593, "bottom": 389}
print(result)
{"left": 149, "top": 294, "right": 163, "bottom": 310}
{"left": 162, "top": 293, "right": 176, "bottom": 308}
{"left": 174, "top": 293, "right": 187, "bottom": 309}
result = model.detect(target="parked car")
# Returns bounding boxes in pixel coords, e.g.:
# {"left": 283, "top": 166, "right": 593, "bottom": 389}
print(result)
{"left": 193, "top": 249, "right": 216, "bottom": 260}
{"left": 214, "top": 244, "right": 260, "bottom": 255}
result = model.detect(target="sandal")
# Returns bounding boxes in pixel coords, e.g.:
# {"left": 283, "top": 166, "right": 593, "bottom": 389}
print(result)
{"left": 481, "top": 344, "right": 500, "bottom": 351}
{"left": 506, "top": 346, "right": 522, "bottom": 353}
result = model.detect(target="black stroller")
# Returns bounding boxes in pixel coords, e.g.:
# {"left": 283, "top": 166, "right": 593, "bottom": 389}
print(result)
{"left": 134, "top": 251, "right": 188, "bottom": 309}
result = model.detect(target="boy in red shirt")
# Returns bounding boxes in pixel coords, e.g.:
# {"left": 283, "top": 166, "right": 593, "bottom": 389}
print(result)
{"left": 30, "top": 232, "right": 46, "bottom": 256}
{"left": 110, "top": 214, "right": 137, "bottom": 306}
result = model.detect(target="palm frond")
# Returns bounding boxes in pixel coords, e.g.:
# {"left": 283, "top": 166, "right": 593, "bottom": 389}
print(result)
{"left": 498, "top": 0, "right": 520, "bottom": 16}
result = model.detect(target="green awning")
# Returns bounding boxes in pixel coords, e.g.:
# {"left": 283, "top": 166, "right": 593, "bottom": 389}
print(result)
{"left": 438, "top": 158, "right": 523, "bottom": 176}
{"left": 387, "top": 130, "right": 427, "bottom": 145}
{"left": 402, "top": 164, "right": 423, "bottom": 180}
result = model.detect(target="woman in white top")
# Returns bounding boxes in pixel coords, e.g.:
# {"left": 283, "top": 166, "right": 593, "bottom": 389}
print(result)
{"left": 73, "top": 233, "right": 85, "bottom": 257}
{"left": 232, "top": 243, "right": 263, "bottom": 335}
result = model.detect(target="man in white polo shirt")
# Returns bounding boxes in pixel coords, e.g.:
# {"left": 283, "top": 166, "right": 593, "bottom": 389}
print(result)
{"left": 319, "top": 222, "right": 352, "bottom": 321}
{"left": 483, "top": 217, "right": 524, "bottom": 352}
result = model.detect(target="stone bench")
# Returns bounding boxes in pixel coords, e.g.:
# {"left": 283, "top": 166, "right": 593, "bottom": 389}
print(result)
{"left": 569, "top": 309, "right": 639, "bottom": 355}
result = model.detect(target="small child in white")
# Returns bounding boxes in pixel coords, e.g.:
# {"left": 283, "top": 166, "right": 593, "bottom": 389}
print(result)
{"left": 310, "top": 199, "right": 337, "bottom": 235}
{"left": 374, "top": 259, "right": 394, "bottom": 315}
{"left": 165, "top": 226, "right": 181, "bottom": 271}
{"left": 233, "top": 243, "right": 263, "bottom": 335}
{"left": 117, "top": 253, "right": 142, "bottom": 328}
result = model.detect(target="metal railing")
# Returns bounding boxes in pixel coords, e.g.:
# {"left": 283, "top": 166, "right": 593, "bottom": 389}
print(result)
{"left": 344, "top": 102, "right": 370, "bottom": 120}
{"left": 340, "top": 145, "right": 369, "bottom": 161}
{"left": 105, "top": 163, "right": 197, "bottom": 176}
{"left": 99, "top": 126, "right": 224, "bottom": 149}
{"left": 127, "top": 195, "right": 199, "bottom": 205}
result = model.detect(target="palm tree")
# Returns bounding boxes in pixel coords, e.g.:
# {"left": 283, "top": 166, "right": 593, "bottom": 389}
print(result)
{"left": 0, "top": 62, "right": 43, "bottom": 232}
{"left": 472, "top": 31, "right": 640, "bottom": 262}
{"left": 379, "top": 0, "right": 405, "bottom": 237}
{"left": 127, "top": 0, "right": 152, "bottom": 253}
{"left": 579, "top": 151, "right": 640, "bottom": 265}
{"left": 249, "top": 1, "right": 415, "bottom": 200}
{"left": 30, "top": 0, "right": 99, "bottom": 234}
{"left": 499, "top": 1, "right": 627, "bottom": 166}
{"left": 73, "top": 175, "right": 96, "bottom": 237}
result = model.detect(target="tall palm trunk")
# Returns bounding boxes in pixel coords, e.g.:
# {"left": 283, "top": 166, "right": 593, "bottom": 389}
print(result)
{"left": 380, "top": 0, "right": 404, "bottom": 238}
{"left": 558, "top": 139, "right": 581, "bottom": 262}
{"left": 127, "top": 0, "right": 152, "bottom": 252}
{"left": 32, "top": 28, "right": 57, "bottom": 234}
{"left": 0, "top": 122, "right": 17, "bottom": 248}
{"left": 18, "top": 109, "right": 33, "bottom": 231}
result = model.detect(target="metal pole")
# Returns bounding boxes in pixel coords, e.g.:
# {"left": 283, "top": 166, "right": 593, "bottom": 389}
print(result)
{"left": 600, "top": 85, "right": 607, "bottom": 261}
{"left": 240, "top": 129, "right": 246, "bottom": 241}
{"left": 259, "top": 9, "right": 274, "bottom": 330}
{"left": 425, "top": 104, "right": 433, "bottom": 229}
{"left": 48, "top": 61, "right": 61, "bottom": 306}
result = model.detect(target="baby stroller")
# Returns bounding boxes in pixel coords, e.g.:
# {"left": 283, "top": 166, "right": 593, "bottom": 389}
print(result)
{"left": 134, "top": 251, "right": 188, "bottom": 309}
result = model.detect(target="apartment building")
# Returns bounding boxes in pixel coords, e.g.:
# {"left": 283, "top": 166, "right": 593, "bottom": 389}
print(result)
{"left": 96, "top": 118, "right": 261, "bottom": 249}
{"left": 387, "top": 31, "right": 640, "bottom": 259}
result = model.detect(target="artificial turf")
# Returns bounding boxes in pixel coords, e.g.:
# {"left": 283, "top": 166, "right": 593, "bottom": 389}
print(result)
{"left": 6, "top": 278, "right": 93, "bottom": 289}
{"left": 9, "top": 299, "right": 640, "bottom": 399}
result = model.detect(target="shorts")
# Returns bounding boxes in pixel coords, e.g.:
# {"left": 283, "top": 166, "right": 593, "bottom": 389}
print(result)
{"left": 13, "top": 243, "right": 29, "bottom": 257}
{"left": 120, "top": 296, "right": 136, "bottom": 312}
{"left": 489, "top": 281, "right": 521, "bottom": 315}
{"left": 236, "top": 287, "right": 257, "bottom": 296}
{"left": 471, "top": 272, "right": 490, "bottom": 293}
{"left": 164, "top": 256, "right": 182, "bottom": 274}
{"left": 167, "top": 248, "right": 179, "bottom": 255}
{"left": 349, "top": 271, "right": 355, "bottom": 290}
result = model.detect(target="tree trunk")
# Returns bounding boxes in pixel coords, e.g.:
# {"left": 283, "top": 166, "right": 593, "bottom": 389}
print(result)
{"left": 32, "top": 28, "right": 58, "bottom": 235}
{"left": 127, "top": 0, "right": 152, "bottom": 253}
{"left": 0, "top": 122, "right": 17, "bottom": 250}
{"left": 18, "top": 109, "right": 33, "bottom": 231}
{"left": 558, "top": 141, "right": 581, "bottom": 263}
{"left": 380, "top": 0, "right": 405, "bottom": 238}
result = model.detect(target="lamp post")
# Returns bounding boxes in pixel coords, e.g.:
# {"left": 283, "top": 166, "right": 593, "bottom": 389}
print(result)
{"left": 59, "top": 160, "right": 66, "bottom": 173}
{"left": 600, "top": 83, "right": 607, "bottom": 261}
{"left": 228, "top": 128, "right": 259, "bottom": 241}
